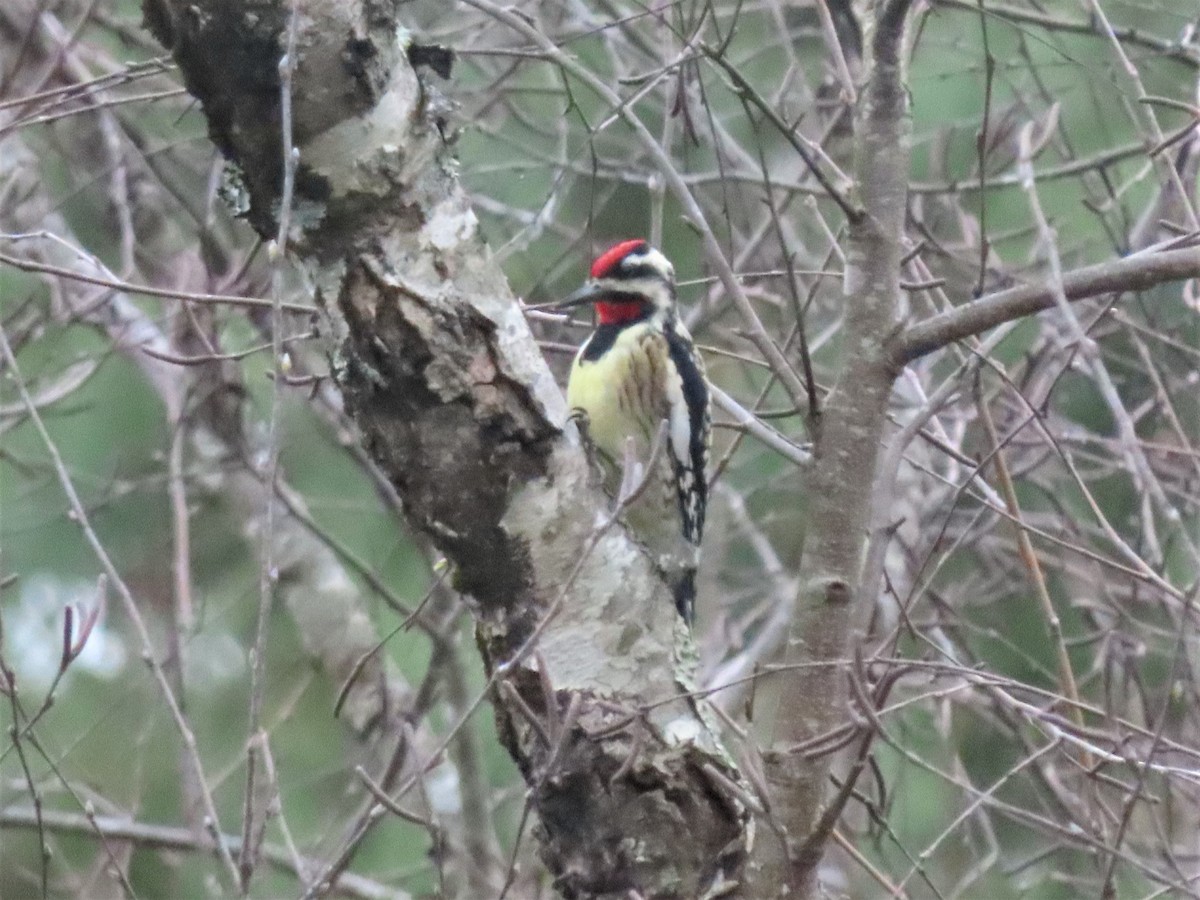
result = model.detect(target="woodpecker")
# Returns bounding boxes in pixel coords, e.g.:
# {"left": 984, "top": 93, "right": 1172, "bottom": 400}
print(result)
{"left": 558, "top": 240, "right": 710, "bottom": 624}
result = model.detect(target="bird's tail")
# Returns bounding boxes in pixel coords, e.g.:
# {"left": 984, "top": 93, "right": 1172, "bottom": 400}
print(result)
{"left": 672, "top": 568, "right": 697, "bottom": 626}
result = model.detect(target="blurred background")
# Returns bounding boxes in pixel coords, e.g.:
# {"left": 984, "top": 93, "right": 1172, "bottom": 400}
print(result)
{"left": 1, "top": 0, "right": 1198, "bottom": 896}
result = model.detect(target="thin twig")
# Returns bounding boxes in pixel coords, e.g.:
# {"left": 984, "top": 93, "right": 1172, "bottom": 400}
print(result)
{"left": 0, "top": 249, "right": 316, "bottom": 313}
{"left": 239, "top": 7, "right": 301, "bottom": 889}
{"left": 974, "top": 379, "right": 1088, "bottom": 759}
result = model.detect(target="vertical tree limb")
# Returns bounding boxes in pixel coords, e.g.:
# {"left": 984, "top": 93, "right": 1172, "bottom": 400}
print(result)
{"left": 749, "top": 3, "right": 915, "bottom": 895}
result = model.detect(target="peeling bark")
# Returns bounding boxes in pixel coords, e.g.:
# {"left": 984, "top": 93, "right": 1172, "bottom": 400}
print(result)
{"left": 140, "top": 0, "right": 747, "bottom": 894}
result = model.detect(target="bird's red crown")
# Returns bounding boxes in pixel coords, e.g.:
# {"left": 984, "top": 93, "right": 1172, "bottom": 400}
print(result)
{"left": 590, "top": 239, "right": 648, "bottom": 279}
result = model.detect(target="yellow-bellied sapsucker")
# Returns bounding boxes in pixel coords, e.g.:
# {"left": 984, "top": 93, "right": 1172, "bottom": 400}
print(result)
{"left": 558, "top": 240, "right": 711, "bottom": 625}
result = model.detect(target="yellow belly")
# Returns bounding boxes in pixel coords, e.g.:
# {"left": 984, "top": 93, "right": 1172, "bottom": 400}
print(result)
{"left": 565, "top": 320, "right": 704, "bottom": 621}
{"left": 566, "top": 325, "right": 663, "bottom": 467}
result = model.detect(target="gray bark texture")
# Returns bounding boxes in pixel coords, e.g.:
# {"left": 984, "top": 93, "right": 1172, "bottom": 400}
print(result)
{"left": 139, "top": 0, "right": 747, "bottom": 896}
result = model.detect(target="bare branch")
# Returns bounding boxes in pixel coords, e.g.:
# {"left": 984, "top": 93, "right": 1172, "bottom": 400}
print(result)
{"left": 0, "top": 806, "right": 407, "bottom": 900}
{"left": 895, "top": 244, "right": 1200, "bottom": 363}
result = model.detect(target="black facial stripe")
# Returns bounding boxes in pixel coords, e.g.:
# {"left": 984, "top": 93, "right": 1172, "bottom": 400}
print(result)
{"left": 596, "top": 291, "right": 651, "bottom": 304}
{"left": 664, "top": 327, "right": 708, "bottom": 541}
{"left": 614, "top": 263, "right": 667, "bottom": 281}
{"left": 580, "top": 315, "right": 652, "bottom": 361}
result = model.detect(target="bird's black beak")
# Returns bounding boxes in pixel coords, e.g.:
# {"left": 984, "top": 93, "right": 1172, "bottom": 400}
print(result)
{"left": 555, "top": 282, "right": 605, "bottom": 309}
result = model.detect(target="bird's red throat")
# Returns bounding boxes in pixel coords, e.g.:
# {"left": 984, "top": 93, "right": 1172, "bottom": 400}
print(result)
{"left": 595, "top": 300, "right": 647, "bottom": 326}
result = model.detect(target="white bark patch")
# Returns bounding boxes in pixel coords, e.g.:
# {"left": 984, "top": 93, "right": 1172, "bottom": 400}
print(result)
{"left": 500, "top": 447, "right": 704, "bottom": 737}
{"left": 425, "top": 198, "right": 477, "bottom": 249}
{"left": 662, "top": 715, "right": 702, "bottom": 746}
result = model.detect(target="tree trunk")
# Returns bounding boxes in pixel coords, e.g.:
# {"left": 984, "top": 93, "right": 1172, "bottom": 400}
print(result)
{"left": 140, "top": 0, "right": 748, "bottom": 895}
